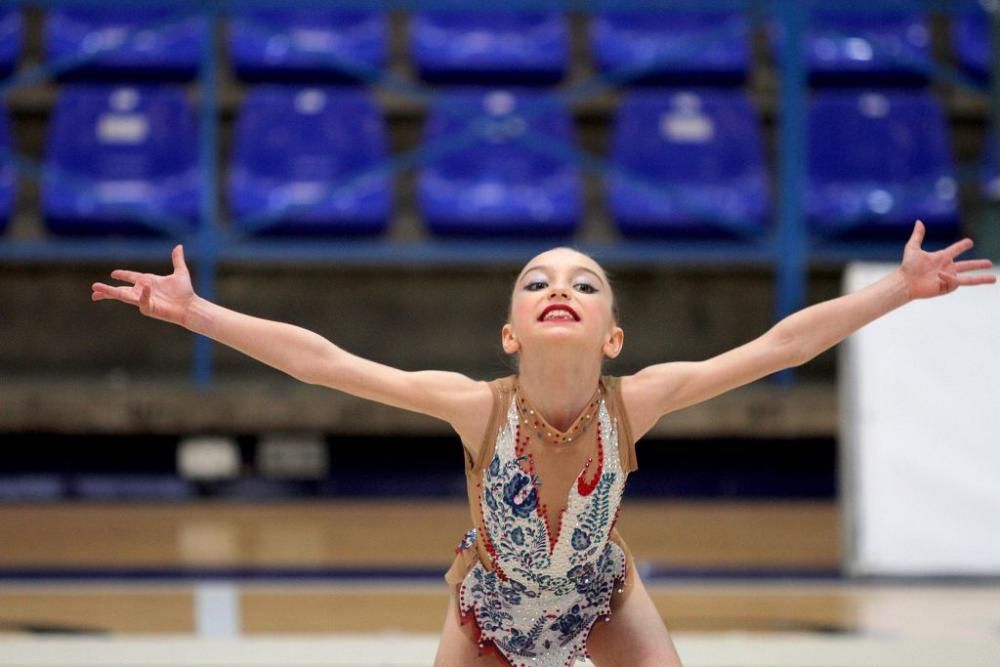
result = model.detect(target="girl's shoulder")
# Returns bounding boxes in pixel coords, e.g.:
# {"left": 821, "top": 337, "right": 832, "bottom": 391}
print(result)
{"left": 601, "top": 374, "right": 637, "bottom": 470}
{"left": 461, "top": 374, "right": 517, "bottom": 469}
{"left": 491, "top": 374, "right": 518, "bottom": 394}
{"left": 600, "top": 374, "right": 626, "bottom": 408}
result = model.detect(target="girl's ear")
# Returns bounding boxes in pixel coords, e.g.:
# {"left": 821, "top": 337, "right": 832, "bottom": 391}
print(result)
{"left": 603, "top": 326, "right": 624, "bottom": 360}
{"left": 501, "top": 322, "right": 520, "bottom": 355}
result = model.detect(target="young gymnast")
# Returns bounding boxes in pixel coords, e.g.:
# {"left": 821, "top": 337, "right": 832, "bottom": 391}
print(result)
{"left": 92, "top": 220, "right": 994, "bottom": 666}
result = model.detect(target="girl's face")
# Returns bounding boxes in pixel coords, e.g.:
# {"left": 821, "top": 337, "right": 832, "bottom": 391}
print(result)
{"left": 503, "top": 248, "right": 623, "bottom": 361}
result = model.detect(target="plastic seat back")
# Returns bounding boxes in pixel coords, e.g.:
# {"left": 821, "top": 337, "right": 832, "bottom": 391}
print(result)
{"left": 410, "top": 12, "right": 568, "bottom": 84}
{"left": 45, "top": 9, "right": 205, "bottom": 79}
{"left": 418, "top": 88, "right": 581, "bottom": 237}
{"left": 809, "top": 12, "right": 930, "bottom": 83}
{"left": 228, "top": 86, "right": 391, "bottom": 236}
{"left": 953, "top": 10, "right": 989, "bottom": 82}
{"left": 591, "top": 12, "right": 750, "bottom": 84}
{"left": 608, "top": 89, "right": 769, "bottom": 238}
{"left": 0, "top": 10, "right": 23, "bottom": 79}
{"left": 43, "top": 85, "right": 199, "bottom": 236}
{"left": 807, "top": 89, "right": 958, "bottom": 240}
{"left": 228, "top": 11, "right": 387, "bottom": 82}
{"left": 771, "top": 11, "right": 931, "bottom": 84}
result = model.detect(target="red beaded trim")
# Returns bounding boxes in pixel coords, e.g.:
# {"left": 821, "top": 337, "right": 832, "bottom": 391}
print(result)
{"left": 514, "top": 387, "right": 600, "bottom": 446}
{"left": 458, "top": 589, "right": 612, "bottom": 667}
{"left": 456, "top": 601, "right": 516, "bottom": 667}
{"left": 513, "top": 400, "right": 610, "bottom": 552}
{"left": 547, "top": 506, "right": 566, "bottom": 553}
{"left": 577, "top": 421, "right": 604, "bottom": 497}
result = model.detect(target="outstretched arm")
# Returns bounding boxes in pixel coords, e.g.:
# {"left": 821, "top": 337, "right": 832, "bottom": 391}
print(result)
{"left": 91, "top": 246, "right": 493, "bottom": 444}
{"left": 622, "top": 221, "right": 996, "bottom": 439}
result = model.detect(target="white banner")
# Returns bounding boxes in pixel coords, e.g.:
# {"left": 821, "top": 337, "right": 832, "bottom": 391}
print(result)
{"left": 841, "top": 263, "right": 1000, "bottom": 576}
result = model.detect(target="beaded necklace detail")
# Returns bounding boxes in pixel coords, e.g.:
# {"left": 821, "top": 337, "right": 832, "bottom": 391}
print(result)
{"left": 513, "top": 383, "right": 605, "bottom": 551}
{"left": 514, "top": 383, "right": 601, "bottom": 446}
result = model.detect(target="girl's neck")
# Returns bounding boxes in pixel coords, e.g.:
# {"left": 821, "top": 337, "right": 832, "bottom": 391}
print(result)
{"left": 516, "top": 353, "right": 603, "bottom": 432}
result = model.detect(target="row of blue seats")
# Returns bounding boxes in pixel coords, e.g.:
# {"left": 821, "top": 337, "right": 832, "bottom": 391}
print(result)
{"left": 0, "top": 9, "right": 992, "bottom": 84}
{"left": 1, "top": 85, "right": 992, "bottom": 240}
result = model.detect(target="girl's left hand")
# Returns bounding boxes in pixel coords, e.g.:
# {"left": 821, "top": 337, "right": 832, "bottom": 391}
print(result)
{"left": 900, "top": 220, "right": 996, "bottom": 300}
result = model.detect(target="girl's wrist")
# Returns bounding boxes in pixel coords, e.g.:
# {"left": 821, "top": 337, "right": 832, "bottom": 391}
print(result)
{"left": 182, "top": 295, "right": 212, "bottom": 334}
{"left": 891, "top": 267, "right": 916, "bottom": 305}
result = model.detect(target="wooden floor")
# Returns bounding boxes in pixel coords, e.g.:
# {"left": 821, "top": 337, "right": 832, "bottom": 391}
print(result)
{"left": 2, "top": 500, "right": 999, "bottom": 663}
{"left": 3, "top": 634, "right": 1000, "bottom": 667}
{"left": 4, "top": 580, "right": 1000, "bottom": 638}
{"left": 0, "top": 500, "right": 840, "bottom": 571}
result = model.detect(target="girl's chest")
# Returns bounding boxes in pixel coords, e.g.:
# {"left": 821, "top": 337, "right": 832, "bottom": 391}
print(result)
{"left": 482, "top": 398, "right": 619, "bottom": 562}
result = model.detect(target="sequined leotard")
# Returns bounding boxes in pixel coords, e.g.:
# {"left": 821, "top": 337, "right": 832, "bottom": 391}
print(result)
{"left": 445, "top": 375, "right": 639, "bottom": 667}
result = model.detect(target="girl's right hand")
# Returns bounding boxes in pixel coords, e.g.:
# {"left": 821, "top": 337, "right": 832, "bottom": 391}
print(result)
{"left": 91, "top": 244, "right": 196, "bottom": 327}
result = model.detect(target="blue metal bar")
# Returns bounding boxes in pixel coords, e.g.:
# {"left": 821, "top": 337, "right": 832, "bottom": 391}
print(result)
{"left": 0, "top": 237, "right": 778, "bottom": 266}
{"left": 3, "top": 0, "right": 766, "bottom": 11}
{"left": 161, "top": 2, "right": 984, "bottom": 244}
{"left": 0, "top": 234, "right": 936, "bottom": 267}
{"left": 774, "top": 0, "right": 808, "bottom": 387}
{"left": 16, "top": 0, "right": 986, "bottom": 11}
{"left": 0, "top": 0, "right": 990, "bottom": 397}
{"left": 4, "top": 0, "right": 986, "bottom": 14}
{"left": 193, "top": 11, "right": 219, "bottom": 389}
{"left": 987, "top": 0, "right": 1000, "bottom": 265}
{"left": 993, "top": 1, "right": 1000, "bottom": 192}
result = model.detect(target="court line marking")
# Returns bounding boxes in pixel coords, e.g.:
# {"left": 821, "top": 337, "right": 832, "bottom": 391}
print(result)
{"left": 1, "top": 635, "right": 1000, "bottom": 667}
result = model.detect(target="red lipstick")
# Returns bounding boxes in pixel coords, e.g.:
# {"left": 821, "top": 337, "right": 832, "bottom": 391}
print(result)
{"left": 538, "top": 304, "right": 580, "bottom": 322}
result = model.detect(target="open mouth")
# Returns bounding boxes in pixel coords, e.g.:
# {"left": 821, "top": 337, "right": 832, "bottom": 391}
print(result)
{"left": 538, "top": 304, "right": 580, "bottom": 322}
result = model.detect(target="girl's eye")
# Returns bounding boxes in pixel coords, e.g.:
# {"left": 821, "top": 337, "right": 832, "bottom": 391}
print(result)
{"left": 525, "top": 281, "right": 547, "bottom": 291}
{"left": 575, "top": 283, "right": 598, "bottom": 294}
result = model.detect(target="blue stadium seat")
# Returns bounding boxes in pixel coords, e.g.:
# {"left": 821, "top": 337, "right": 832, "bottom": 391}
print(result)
{"left": 228, "top": 86, "right": 391, "bottom": 237}
{"left": 0, "top": 476, "right": 64, "bottom": 502}
{"left": 0, "top": 9, "right": 23, "bottom": 79}
{"left": 43, "top": 85, "right": 199, "bottom": 236}
{"left": 953, "top": 10, "right": 989, "bottom": 82}
{"left": 418, "top": 89, "right": 581, "bottom": 238}
{"left": 773, "top": 11, "right": 931, "bottom": 83}
{"left": 607, "top": 90, "right": 769, "bottom": 239}
{"left": 410, "top": 13, "right": 568, "bottom": 84}
{"left": 590, "top": 12, "right": 750, "bottom": 84}
{"left": 73, "top": 475, "right": 192, "bottom": 501}
{"left": 45, "top": 9, "right": 205, "bottom": 79}
{"left": 228, "top": 11, "right": 387, "bottom": 82}
{"left": 0, "top": 105, "right": 14, "bottom": 235}
{"left": 807, "top": 90, "right": 958, "bottom": 240}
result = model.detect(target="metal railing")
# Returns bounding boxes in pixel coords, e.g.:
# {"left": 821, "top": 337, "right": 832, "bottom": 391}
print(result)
{"left": 0, "top": 0, "right": 995, "bottom": 387}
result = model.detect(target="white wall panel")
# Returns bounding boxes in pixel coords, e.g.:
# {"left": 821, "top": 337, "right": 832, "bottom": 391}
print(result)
{"left": 841, "top": 263, "right": 1000, "bottom": 575}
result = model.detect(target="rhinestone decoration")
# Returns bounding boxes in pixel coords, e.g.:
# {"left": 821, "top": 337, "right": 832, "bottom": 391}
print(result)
{"left": 457, "top": 387, "right": 628, "bottom": 666}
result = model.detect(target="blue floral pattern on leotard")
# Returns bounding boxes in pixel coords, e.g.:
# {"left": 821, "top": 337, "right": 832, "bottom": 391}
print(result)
{"left": 502, "top": 470, "right": 539, "bottom": 519}
{"left": 458, "top": 394, "right": 628, "bottom": 667}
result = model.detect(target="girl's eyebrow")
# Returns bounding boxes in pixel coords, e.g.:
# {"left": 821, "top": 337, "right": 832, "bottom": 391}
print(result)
{"left": 518, "top": 264, "right": 606, "bottom": 287}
